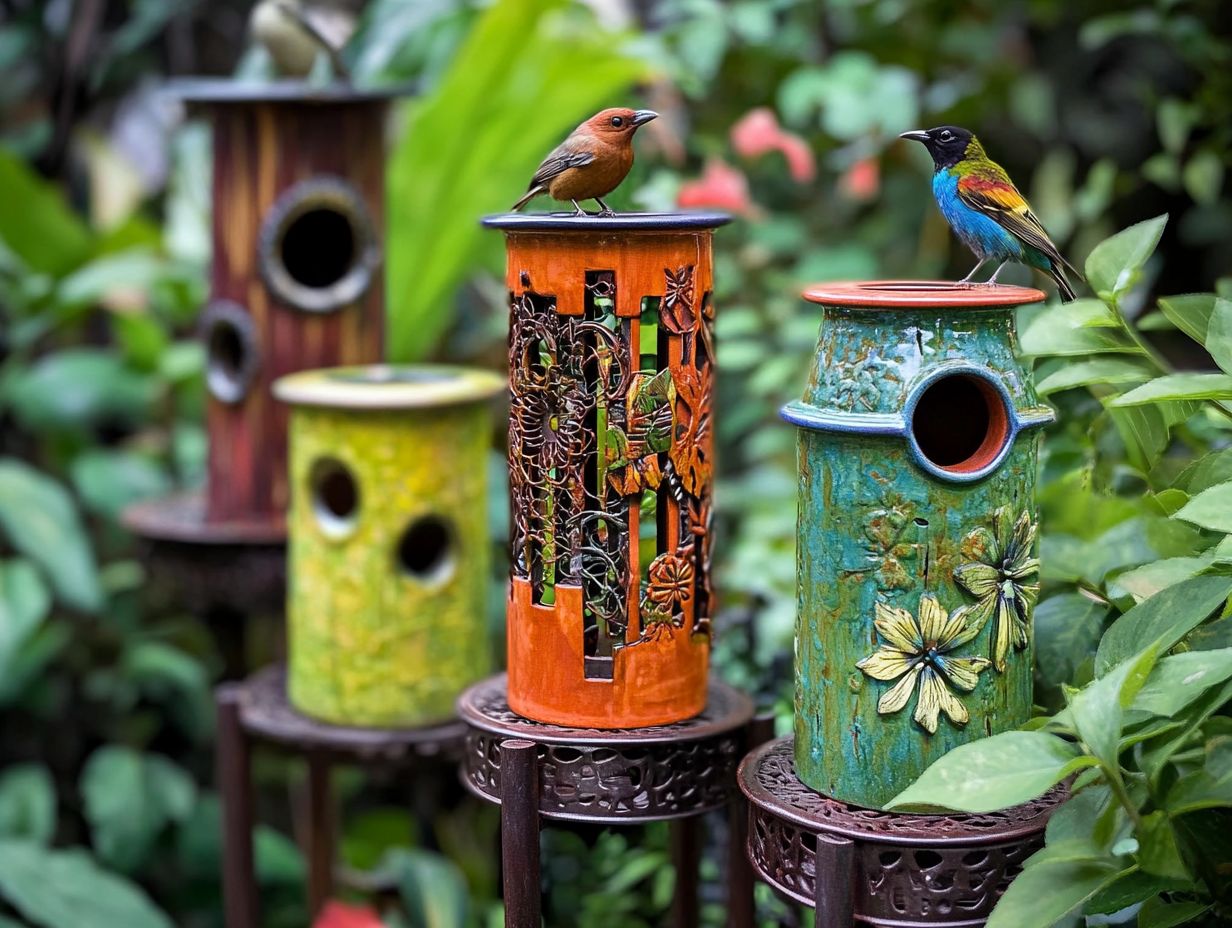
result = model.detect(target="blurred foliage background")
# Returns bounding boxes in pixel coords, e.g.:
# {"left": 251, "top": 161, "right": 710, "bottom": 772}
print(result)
{"left": 0, "top": 0, "right": 1230, "bottom": 925}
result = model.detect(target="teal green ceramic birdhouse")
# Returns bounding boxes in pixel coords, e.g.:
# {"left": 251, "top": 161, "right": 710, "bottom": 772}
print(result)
{"left": 784, "top": 282, "right": 1053, "bottom": 809}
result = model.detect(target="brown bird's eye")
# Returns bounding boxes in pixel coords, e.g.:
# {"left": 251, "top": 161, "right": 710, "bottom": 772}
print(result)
{"left": 610, "top": 116, "right": 624, "bottom": 127}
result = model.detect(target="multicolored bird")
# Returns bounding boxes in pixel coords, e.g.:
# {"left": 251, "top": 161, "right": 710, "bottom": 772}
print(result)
{"left": 900, "top": 126, "right": 1079, "bottom": 301}
{"left": 512, "top": 108, "right": 658, "bottom": 216}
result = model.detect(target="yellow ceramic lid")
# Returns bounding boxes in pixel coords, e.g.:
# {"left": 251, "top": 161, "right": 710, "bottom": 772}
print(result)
{"left": 273, "top": 365, "right": 504, "bottom": 410}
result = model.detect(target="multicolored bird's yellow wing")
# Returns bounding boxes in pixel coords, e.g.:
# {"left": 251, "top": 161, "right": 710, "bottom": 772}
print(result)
{"left": 957, "top": 170, "right": 1080, "bottom": 276}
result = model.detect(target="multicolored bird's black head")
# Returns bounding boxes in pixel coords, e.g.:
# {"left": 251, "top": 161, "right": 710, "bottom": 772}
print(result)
{"left": 899, "top": 126, "right": 979, "bottom": 170}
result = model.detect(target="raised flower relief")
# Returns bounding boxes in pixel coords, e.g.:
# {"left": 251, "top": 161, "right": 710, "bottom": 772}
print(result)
{"left": 856, "top": 594, "right": 992, "bottom": 735}
{"left": 953, "top": 507, "right": 1040, "bottom": 673}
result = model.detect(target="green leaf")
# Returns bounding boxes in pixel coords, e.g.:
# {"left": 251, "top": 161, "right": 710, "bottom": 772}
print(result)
{"left": 1177, "top": 448, "right": 1232, "bottom": 494}
{"left": 1137, "top": 811, "right": 1190, "bottom": 880}
{"left": 1174, "top": 481, "right": 1232, "bottom": 532}
{"left": 986, "top": 856, "right": 1130, "bottom": 928}
{"left": 70, "top": 450, "right": 171, "bottom": 520}
{"left": 1086, "top": 870, "right": 1189, "bottom": 915}
{"left": 0, "top": 840, "right": 173, "bottom": 928}
{"left": 1096, "top": 576, "right": 1232, "bottom": 675}
{"left": 1107, "top": 556, "right": 1215, "bottom": 604}
{"left": 0, "top": 558, "right": 51, "bottom": 676}
{"left": 1019, "top": 310, "right": 1140, "bottom": 357}
{"left": 1035, "top": 593, "right": 1108, "bottom": 701}
{"left": 1138, "top": 897, "right": 1212, "bottom": 928}
{"left": 888, "top": 732, "right": 1097, "bottom": 813}
{"left": 1182, "top": 150, "right": 1223, "bottom": 206}
{"left": 1034, "top": 357, "right": 1153, "bottom": 395}
{"left": 0, "top": 765, "right": 55, "bottom": 844}
{"left": 1140, "top": 678, "right": 1232, "bottom": 786}
{"left": 0, "top": 149, "right": 93, "bottom": 276}
{"left": 379, "top": 847, "right": 469, "bottom": 928}
{"left": 1131, "top": 649, "right": 1232, "bottom": 718}
{"left": 80, "top": 747, "right": 197, "bottom": 873}
{"left": 1111, "top": 373, "right": 1232, "bottom": 406}
{"left": 1204, "top": 297, "right": 1232, "bottom": 375}
{"left": 1158, "top": 294, "right": 1217, "bottom": 344}
{"left": 1068, "top": 644, "right": 1159, "bottom": 768}
{"left": 0, "top": 460, "right": 102, "bottom": 612}
{"left": 4, "top": 349, "right": 158, "bottom": 433}
{"left": 1106, "top": 404, "right": 1171, "bottom": 473}
{"left": 1084, "top": 214, "right": 1167, "bottom": 299}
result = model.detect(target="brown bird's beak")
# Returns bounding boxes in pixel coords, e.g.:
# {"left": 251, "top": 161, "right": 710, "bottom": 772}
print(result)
{"left": 899, "top": 130, "right": 930, "bottom": 143}
{"left": 632, "top": 109, "right": 658, "bottom": 127}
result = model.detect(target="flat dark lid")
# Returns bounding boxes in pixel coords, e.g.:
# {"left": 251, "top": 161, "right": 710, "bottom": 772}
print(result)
{"left": 482, "top": 211, "right": 732, "bottom": 232}
{"left": 803, "top": 280, "right": 1046, "bottom": 308}
{"left": 167, "top": 77, "right": 414, "bottom": 104}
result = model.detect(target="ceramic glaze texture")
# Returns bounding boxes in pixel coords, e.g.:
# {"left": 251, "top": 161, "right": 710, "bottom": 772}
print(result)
{"left": 278, "top": 366, "right": 501, "bottom": 727}
{"left": 785, "top": 283, "right": 1052, "bottom": 809}
{"left": 484, "top": 212, "right": 730, "bottom": 728}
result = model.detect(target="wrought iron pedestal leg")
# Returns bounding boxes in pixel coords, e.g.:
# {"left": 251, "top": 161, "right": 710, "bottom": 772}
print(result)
{"left": 814, "top": 835, "right": 855, "bottom": 928}
{"left": 729, "top": 713, "right": 778, "bottom": 928}
{"left": 217, "top": 684, "right": 258, "bottom": 928}
{"left": 671, "top": 816, "right": 701, "bottom": 928}
{"left": 500, "top": 739, "right": 541, "bottom": 928}
{"left": 306, "top": 753, "right": 333, "bottom": 916}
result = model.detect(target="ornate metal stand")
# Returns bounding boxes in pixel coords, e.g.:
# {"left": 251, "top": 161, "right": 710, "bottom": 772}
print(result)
{"left": 458, "top": 674, "right": 759, "bottom": 928}
{"left": 216, "top": 665, "right": 466, "bottom": 927}
{"left": 123, "top": 493, "right": 285, "bottom": 674}
{"left": 739, "top": 738, "right": 1065, "bottom": 927}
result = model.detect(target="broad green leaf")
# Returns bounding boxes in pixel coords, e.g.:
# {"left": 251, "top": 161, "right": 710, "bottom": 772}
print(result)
{"left": 4, "top": 349, "right": 158, "bottom": 433}
{"left": 1182, "top": 149, "right": 1224, "bottom": 206}
{"left": 1140, "top": 678, "right": 1232, "bottom": 785}
{"left": 1096, "top": 576, "right": 1232, "bottom": 675}
{"left": 0, "top": 149, "right": 93, "bottom": 276}
{"left": 1043, "top": 298, "right": 1121, "bottom": 328}
{"left": 1084, "top": 214, "right": 1167, "bottom": 299}
{"left": 1086, "top": 870, "right": 1189, "bottom": 915}
{"left": 0, "top": 765, "right": 55, "bottom": 844}
{"left": 0, "top": 460, "right": 102, "bottom": 612}
{"left": 1166, "top": 763, "right": 1232, "bottom": 815}
{"left": 1205, "top": 297, "right": 1232, "bottom": 375}
{"left": 1035, "top": 357, "right": 1152, "bottom": 395}
{"left": 175, "top": 793, "right": 305, "bottom": 885}
{"left": 80, "top": 747, "right": 197, "bottom": 873}
{"left": 379, "top": 847, "right": 469, "bottom": 928}
{"left": 1111, "top": 373, "right": 1232, "bottom": 406}
{"left": 0, "top": 559, "right": 50, "bottom": 674}
{"left": 1045, "top": 786, "right": 1119, "bottom": 852}
{"left": 1174, "top": 481, "right": 1232, "bottom": 532}
{"left": 1137, "top": 811, "right": 1190, "bottom": 880}
{"left": 986, "top": 856, "right": 1130, "bottom": 928}
{"left": 1177, "top": 448, "right": 1232, "bottom": 494}
{"left": 70, "top": 450, "right": 171, "bottom": 520}
{"left": 1138, "top": 897, "right": 1212, "bottom": 928}
{"left": 1069, "top": 645, "right": 1159, "bottom": 768}
{"left": 0, "top": 840, "right": 173, "bottom": 928}
{"left": 1189, "top": 615, "right": 1232, "bottom": 650}
{"left": 1107, "top": 556, "right": 1214, "bottom": 604}
{"left": 1158, "top": 294, "right": 1216, "bottom": 345}
{"left": 1106, "top": 404, "right": 1170, "bottom": 473}
{"left": 1131, "top": 649, "right": 1232, "bottom": 717}
{"left": 1019, "top": 312, "right": 1139, "bottom": 357}
{"left": 1034, "top": 593, "right": 1107, "bottom": 703}
{"left": 888, "top": 732, "right": 1096, "bottom": 813}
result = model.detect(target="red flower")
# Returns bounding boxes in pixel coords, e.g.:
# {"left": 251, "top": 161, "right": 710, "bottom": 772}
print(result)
{"left": 839, "top": 157, "right": 880, "bottom": 201}
{"left": 677, "top": 158, "right": 759, "bottom": 217}
{"left": 314, "top": 901, "right": 384, "bottom": 928}
{"left": 730, "top": 107, "right": 816, "bottom": 183}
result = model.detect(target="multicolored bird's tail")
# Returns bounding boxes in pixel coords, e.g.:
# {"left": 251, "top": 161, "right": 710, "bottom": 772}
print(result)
{"left": 1050, "top": 256, "right": 1080, "bottom": 303}
{"left": 511, "top": 185, "right": 545, "bottom": 212}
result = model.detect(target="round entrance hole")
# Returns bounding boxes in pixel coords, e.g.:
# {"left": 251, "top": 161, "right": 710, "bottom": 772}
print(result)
{"left": 396, "top": 516, "right": 455, "bottom": 584}
{"left": 259, "top": 177, "right": 379, "bottom": 313}
{"left": 280, "top": 207, "right": 356, "bottom": 289}
{"left": 908, "top": 372, "right": 1011, "bottom": 478}
{"left": 310, "top": 457, "right": 360, "bottom": 537}
{"left": 201, "top": 301, "right": 259, "bottom": 404}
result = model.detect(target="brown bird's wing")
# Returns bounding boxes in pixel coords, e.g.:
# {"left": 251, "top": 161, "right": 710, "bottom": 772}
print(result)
{"left": 526, "top": 141, "right": 596, "bottom": 191}
{"left": 956, "top": 167, "right": 1082, "bottom": 278}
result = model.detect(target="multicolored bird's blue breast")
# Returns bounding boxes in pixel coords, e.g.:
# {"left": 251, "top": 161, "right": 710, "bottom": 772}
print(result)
{"left": 932, "top": 169, "right": 1026, "bottom": 263}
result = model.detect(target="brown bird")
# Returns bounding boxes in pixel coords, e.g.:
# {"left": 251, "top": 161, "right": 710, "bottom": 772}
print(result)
{"left": 511, "top": 107, "right": 658, "bottom": 216}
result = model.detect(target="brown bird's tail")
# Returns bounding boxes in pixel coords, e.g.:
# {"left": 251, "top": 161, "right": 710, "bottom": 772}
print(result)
{"left": 1050, "top": 262, "right": 1077, "bottom": 303}
{"left": 511, "top": 185, "right": 545, "bottom": 212}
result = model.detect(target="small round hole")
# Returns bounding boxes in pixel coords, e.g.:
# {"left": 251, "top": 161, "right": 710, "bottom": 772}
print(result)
{"left": 910, "top": 373, "right": 1010, "bottom": 477}
{"left": 310, "top": 457, "right": 359, "bottom": 537}
{"left": 280, "top": 207, "right": 356, "bottom": 289}
{"left": 396, "top": 516, "right": 454, "bottom": 583}
{"left": 201, "top": 301, "right": 259, "bottom": 404}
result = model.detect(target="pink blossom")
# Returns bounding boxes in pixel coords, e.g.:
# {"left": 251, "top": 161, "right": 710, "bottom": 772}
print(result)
{"left": 730, "top": 107, "right": 816, "bottom": 183}
{"left": 314, "top": 901, "right": 384, "bottom": 928}
{"left": 677, "top": 158, "right": 759, "bottom": 217}
{"left": 840, "top": 157, "right": 880, "bottom": 201}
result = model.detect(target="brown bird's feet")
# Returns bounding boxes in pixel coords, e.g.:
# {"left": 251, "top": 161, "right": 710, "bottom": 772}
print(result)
{"left": 569, "top": 199, "right": 592, "bottom": 217}
{"left": 594, "top": 197, "right": 617, "bottom": 217}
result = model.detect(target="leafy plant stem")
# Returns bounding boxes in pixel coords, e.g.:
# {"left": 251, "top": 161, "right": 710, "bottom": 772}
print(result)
{"left": 1104, "top": 764, "right": 1142, "bottom": 829}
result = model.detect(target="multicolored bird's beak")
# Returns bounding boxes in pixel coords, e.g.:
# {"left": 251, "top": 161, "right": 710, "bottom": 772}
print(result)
{"left": 899, "top": 130, "right": 930, "bottom": 143}
{"left": 632, "top": 110, "right": 659, "bottom": 127}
